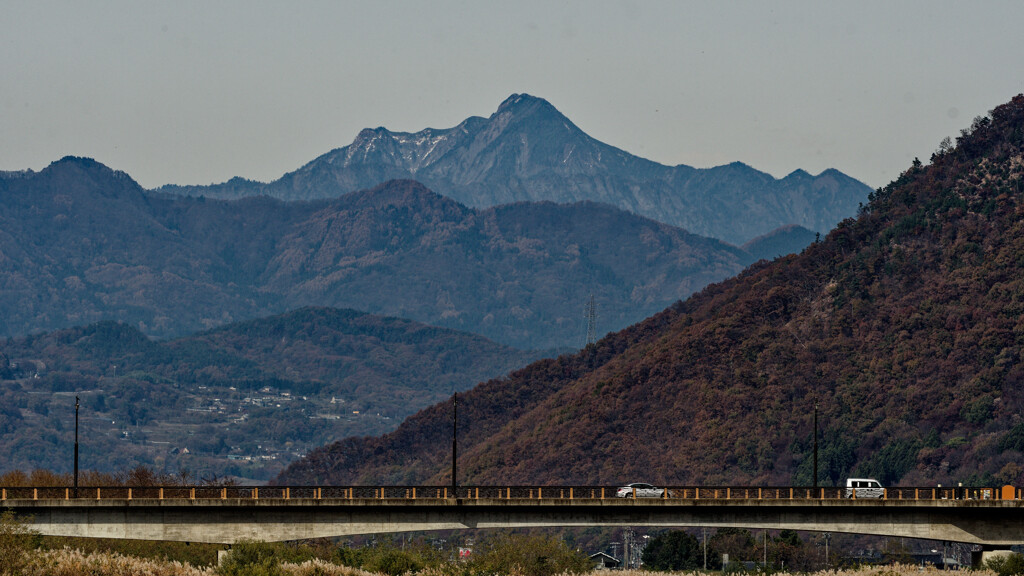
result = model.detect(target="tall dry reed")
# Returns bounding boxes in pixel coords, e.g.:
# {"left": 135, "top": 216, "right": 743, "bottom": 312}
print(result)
{"left": 17, "top": 549, "right": 999, "bottom": 576}
{"left": 24, "top": 547, "right": 214, "bottom": 576}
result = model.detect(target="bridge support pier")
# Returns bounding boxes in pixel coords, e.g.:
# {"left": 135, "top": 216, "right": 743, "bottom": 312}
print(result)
{"left": 976, "top": 546, "right": 1016, "bottom": 568}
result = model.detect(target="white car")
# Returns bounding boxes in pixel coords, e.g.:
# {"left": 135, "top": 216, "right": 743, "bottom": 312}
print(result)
{"left": 615, "top": 483, "right": 664, "bottom": 498}
{"left": 844, "top": 478, "right": 884, "bottom": 499}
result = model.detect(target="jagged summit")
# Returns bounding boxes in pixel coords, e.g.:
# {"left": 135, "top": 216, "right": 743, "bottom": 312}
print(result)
{"left": 496, "top": 92, "right": 547, "bottom": 110}
{"left": 353, "top": 127, "right": 387, "bottom": 142}
{"left": 156, "top": 94, "right": 872, "bottom": 244}
{"left": 493, "top": 93, "right": 568, "bottom": 123}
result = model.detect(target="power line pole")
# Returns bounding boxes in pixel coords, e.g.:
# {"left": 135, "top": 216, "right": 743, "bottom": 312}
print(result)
{"left": 74, "top": 396, "right": 80, "bottom": 498}
{"left": 584, "top": 294, "right": 597, "bottom": 347}
{"left": 763, "top": 530, "right": 768, "bottom": 567}
{"left": 623, "top": 528, "right": 634, "bottom": 569}
{"left": 823, "top": 532, "right": 831, "bottom": 569}
{"left": 451, "top": 392, "right": 458, "bottom": 496}
{"left": 813, "top": 401, "right": 819, "bottom": 489}
{"left": 703, "top": 527, "right": 708, "bottom": 570}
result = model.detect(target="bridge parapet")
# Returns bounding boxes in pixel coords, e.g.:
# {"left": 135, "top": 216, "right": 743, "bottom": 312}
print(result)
{"left": 1, "top": 485, "right": 1018, "bottom": 502}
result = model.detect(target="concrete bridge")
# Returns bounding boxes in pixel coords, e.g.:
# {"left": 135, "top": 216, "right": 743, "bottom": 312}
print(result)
{"left": 3, "top": 485, "right": 1023, "bottom": 547}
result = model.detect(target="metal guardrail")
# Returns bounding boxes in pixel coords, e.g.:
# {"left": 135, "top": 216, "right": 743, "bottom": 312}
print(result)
{"left": 1, "top": 485, "right": 1018, "bottom": 502}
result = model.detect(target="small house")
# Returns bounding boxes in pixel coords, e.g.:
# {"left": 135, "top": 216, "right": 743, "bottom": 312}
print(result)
{"left": 590, "top": 551, "right": 621, "bottom": 570}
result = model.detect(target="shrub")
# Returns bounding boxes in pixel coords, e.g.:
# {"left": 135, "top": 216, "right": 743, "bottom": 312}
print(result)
{"left": 987, "top": 552, "right": 1024, "bottom": 576}
{"left": 0, "top": 510, "right": 39, "bottom": 576}
{"left": 642, "top": 530, "right": 703, "bottom": 571}
{"left": 466, "top": 532, "right": 590, "bottom": 576}
{"left": 216, "top": 541, "right": 288, "bottom": 576}
{"left": 361, "top": 547, "right": 423, "bottom": 576}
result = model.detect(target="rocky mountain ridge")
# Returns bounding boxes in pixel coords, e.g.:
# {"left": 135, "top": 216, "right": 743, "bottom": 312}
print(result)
{"left": 159, "top": 94, "right": 872, "bottom": 244}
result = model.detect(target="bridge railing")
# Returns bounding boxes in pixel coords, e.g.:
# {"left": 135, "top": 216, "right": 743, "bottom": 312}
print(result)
{"left": 1, "top": 485, "right": 1017, "bottom": 501}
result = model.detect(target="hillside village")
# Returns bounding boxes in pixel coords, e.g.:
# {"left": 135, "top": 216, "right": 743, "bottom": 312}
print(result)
{"left": 5, "top": 366, "right": 395, "bottom": 480}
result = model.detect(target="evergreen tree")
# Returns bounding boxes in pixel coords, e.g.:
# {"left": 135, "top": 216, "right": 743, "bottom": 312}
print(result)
{"left": 642, "top": 530, "right": 702, "bottom": 571}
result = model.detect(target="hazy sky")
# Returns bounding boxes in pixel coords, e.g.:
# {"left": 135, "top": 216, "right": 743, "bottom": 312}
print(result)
{"left": 3, "top": 1, "right": 1022, "bottom": 190}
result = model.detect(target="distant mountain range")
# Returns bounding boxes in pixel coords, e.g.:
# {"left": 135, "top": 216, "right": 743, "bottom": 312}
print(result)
{"left": 158, "top": 94, "right": 872, "bottom": 245}
{"left": 0, "top": 307, "right": 542, "bottom": 478}
{"left": 0, "top": 161, "right": 754, "bottom": 349}
{"left": 278, "top": 95, "right": 1024, "bottom": 490}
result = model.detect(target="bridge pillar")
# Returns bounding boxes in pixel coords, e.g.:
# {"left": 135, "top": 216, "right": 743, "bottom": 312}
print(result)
{"left": 976, "top": 547, "right": 1016, "bottom": 568}
{"left": 217, "top": 548, "right": 231, "bottom": 566}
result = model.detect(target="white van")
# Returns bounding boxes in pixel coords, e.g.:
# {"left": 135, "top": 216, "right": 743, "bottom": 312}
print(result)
{"left": 844, "top": 478, "right": 884, "bottom": 498}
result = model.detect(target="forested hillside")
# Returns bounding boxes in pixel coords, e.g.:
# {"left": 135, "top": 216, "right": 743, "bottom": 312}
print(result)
{"left": 278, "top": 95, "right": 1024, "bottom": 489}
{"left": 0, "top": 166, "right": 751, "bottom": 350}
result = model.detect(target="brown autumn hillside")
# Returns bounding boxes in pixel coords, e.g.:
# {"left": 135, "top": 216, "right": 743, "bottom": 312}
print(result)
{"left": 278, "top": 94, "right": 1024, "bottom": 489}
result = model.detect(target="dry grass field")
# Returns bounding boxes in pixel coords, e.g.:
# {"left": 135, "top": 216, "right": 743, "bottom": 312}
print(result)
{"left": 9, "top": 548, "right": 995, "bottom": 576}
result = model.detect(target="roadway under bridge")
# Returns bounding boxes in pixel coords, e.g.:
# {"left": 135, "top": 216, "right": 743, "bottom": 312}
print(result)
{"left": 3, "top": 485, "right": 1023, "bottom": 547}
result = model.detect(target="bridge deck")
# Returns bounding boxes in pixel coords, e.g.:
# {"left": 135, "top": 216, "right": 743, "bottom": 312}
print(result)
{"left": 4, "top": 486, "right": 1022, "bottom": 545}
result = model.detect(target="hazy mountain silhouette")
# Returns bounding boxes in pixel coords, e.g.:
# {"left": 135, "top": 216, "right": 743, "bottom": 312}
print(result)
{"left": 159, "top": 94, "right": 872, "bottom": 245}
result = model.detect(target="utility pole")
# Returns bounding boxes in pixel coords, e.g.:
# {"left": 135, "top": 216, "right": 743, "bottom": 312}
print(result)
{"left": 813, "top": 401, "right": 819, "bottom": 489}
{"left": 584, "top": 294, "right": 597, "bottom": 347}
{"left": 703, "top": 527, "right": 708, "bottom": 570}
{"left": 451, "top": 392, "right": 458, "bottom": 496}
{"left": 74, "top": 396, "right": 80, "bottom": 498}
{"left": 623, "top": 529, "right": 634, "bottom": 569}
{"left": 763, "top": 530, "right": 768, "bottom": 567}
